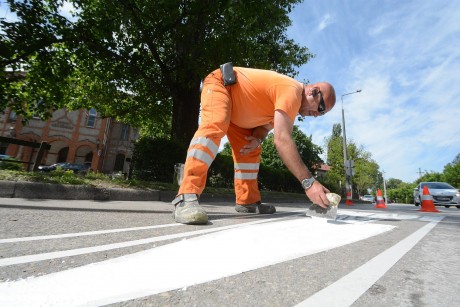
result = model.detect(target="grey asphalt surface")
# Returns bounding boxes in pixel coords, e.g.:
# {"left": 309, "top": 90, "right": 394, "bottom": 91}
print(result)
{"left": 1, "top": 181, "right": 460, "bottom": 306}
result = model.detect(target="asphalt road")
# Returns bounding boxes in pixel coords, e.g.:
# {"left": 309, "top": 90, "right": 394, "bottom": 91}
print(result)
{"left": 0, "top": 198, "right": 459, "bottom": 306}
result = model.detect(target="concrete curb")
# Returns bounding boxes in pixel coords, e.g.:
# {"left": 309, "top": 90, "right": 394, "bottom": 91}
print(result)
{"left": 0, "top": 180, "right": 352, "bottom": 204}
{"left": 0, "top": 180, "right": 242, "bottom": 202}
{"left": 0, "top": 181, "right": 161, "bottom": 201}
{"left": 0, "top": 180, "right": 16, "bottom": 198}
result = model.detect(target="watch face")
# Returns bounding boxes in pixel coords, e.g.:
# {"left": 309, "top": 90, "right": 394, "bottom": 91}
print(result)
{"left": 302, "top": 178, "right": 315, "bottom": 189}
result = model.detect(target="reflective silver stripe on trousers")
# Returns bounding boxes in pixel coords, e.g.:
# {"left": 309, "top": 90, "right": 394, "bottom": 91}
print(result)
{"left": 187, "top": 149, "right": 213, "bottom": 167}
{"left": 234, "top": 172, "right": 258, "bottom": 180}
{"left": 189, "top": 137, "right": 219, "bottom": 158}
{"left": 234, "top": 163, "right": 260, "bottom": 171}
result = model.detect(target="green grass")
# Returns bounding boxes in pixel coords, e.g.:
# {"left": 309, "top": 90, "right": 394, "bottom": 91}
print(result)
{"left": 0, "top": 169, "right": 305, "bottom": 199}
{"left": 0, "top": 169, "right": 171, "bottom": 190}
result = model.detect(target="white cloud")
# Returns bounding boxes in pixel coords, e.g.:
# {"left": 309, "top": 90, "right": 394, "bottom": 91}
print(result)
{"left": 291, "top": 0, "right": 460, "bottom": 183}
{"left": 318, "top": 14, "right": 334, "bottom": 31}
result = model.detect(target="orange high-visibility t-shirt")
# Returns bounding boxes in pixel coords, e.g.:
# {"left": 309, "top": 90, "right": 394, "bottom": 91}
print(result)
{"left": 229, "top": 67, "right": 303, "bottom": 129}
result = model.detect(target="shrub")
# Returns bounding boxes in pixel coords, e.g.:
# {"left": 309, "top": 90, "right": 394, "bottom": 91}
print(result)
{"left": 131, "top": 137, "right": 188, "bottom": 183}
{"left": 0, "top": 157, "right": 23, "bottom": 171}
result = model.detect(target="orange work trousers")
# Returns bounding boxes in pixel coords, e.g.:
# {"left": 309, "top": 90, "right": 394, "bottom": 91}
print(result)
{"left": 178, "top": 69, "right": 261, "bottom": 205}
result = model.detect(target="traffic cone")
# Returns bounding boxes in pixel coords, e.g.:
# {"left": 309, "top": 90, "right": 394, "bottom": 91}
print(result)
{"left": 420, "top": 186, "right": 440, "bottom": 212}
{"left": 345, "top": 191, "right": 353, "bottom": 205}
{"left": 375, "top": 189, "right": 387, "bottom": 209}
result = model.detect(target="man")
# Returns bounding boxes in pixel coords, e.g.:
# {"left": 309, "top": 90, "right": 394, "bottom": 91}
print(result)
{"left": 172, "top": 66, "right": 336, "bottom": 224}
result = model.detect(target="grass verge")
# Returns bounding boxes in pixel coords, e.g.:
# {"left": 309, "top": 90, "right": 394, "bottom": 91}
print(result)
{"left": 0, "top": 169, "right": 305, "bottom": 200}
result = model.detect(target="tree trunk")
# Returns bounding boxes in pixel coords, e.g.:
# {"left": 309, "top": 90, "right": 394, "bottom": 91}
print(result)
{"left": 171, "top": 80, "right": 201, "bottom": 147}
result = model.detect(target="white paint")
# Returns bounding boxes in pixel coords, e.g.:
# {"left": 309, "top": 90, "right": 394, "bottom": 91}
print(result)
{"left": 0, "top": 209, "right": 305, "bottom": 244}
{"left": 0, "top": 218, "right": 394, "bottom": 306}
{"left": 296, "top": 216, "right": 444, "bottom": 307}
{"left": 0, "top": 218, "right": 278, "bottom": 267}
{"left": 338, "top": 209, "right": 421, "bottom": 221}
{"left": 0, "top": 223, "right": 182, "bottom": 243}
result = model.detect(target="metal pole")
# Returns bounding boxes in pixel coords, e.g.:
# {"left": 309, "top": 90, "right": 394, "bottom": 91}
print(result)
{"left": 382, "top": 170, "right": 388, "bottom": 205}
{"left": 341, "top": 107, "right": 349, "bottom": 196}
{"left": 341, "top": 90, "right": 362, "bottom": 199}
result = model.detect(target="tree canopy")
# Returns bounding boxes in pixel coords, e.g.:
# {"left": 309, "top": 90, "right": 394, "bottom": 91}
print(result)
{"left": 323, "top": 123, "right": 380, "bottom": 196}
{"left": 1, "top": 0, "right": 313, "bottom": 144}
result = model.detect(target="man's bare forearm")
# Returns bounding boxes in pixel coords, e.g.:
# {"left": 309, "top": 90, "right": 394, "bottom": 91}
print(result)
{"left": 275, "top": 134, "right": 312, "bottom": 181}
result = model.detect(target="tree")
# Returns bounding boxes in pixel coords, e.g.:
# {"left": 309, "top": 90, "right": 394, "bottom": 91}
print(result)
{"left": 386, "top": 178, "right": 403, "bottom": 189}
{"left": 387, "top": 182, "right": 414, "bottom": 204}
{"left": 443, "top": 153, "right": 460, "bottom": 188}
{"left": 353, "top": 156, "right": 379, "bottom": 197}
{"left": 322, "top": 123, "right": 381, "bottom": 196}
{"left": 416, "top": 171, "right": 444, "bottom": 184}
{"left": 322, "top": 123, "right": 344, "bottom": 194}
{"left": 260, "top": 126, "right": 323, "bottom": 170}
{"left": 1, "top": 0, "right": 313, "bottom": 145}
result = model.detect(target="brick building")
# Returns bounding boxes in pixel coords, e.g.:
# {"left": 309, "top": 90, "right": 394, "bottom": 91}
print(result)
{"left": 0, "top": 108, "right": 138, "bottom": 175}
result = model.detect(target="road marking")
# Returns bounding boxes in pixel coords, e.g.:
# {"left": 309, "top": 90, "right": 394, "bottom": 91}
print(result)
{"left": 0, "top": 217, "right": 285, "bottom": 267}
{"left": 0, "top": 210, "right": 305, "bottom": 243}
{"left": 0, "top": 223, "right": 182, "bottom": 243}
{"left": 0, "top": 217, "right": 394, "bottom": 306}
{"left": 295, "top": 215, "right": 444, "bottom": 307}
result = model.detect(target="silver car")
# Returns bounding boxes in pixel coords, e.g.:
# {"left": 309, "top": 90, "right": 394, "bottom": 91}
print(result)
{"left": 361, "top": 194, "right": 375, "bottom": 202}
{"left": 413, "top": 182, "right": 460, "bottom": 208}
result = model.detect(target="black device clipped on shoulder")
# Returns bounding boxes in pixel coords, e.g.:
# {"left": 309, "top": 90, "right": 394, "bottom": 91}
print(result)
{"left": 220, "top": 62, "right": 237, "bottom": 86}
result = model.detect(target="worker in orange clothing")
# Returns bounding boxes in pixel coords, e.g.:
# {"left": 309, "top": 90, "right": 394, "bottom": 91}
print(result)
{"left": 172, "top": 64, "right": 336, "bottom": 224}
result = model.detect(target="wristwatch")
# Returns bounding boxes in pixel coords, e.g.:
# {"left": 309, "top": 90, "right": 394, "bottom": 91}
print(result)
{"left": 301, "top": 177, "right": 316, "bottom": 190}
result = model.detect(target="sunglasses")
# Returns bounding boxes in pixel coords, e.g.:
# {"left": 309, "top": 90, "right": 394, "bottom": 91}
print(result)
{"left": 313, "top": 89, "right": 326, "bottom": 116}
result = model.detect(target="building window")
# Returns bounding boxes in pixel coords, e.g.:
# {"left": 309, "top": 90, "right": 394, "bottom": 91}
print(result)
{"left": 0, "top": 142, "right": 8, "bottom": 155}
{"left": 8, "top": 111, "right": 17, "bottom": 122}
{"left": 57, "top": 147, "right": 69, "bottom": 163}
{"left": 85, "top": 152, "right": 93, "bottom": 164}
{"left": 121, "top": 124, "right": 130, "bottom": 141}
{"left": 86, "top": 108, "right": 97, "bottom": 128}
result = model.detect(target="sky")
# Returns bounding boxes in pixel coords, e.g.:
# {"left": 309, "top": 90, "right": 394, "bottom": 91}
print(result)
{"left": 287, "top": 0, "right": 460, "bottom": 183}
{"left": 1, "top": 1, "right": 460, "bottom": 183}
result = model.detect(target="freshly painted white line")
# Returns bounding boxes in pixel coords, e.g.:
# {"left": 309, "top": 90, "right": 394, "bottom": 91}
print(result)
{"left": 0, "top": 209, "right": 306, "bottom": 244}
{"left": 0, "top": 218, "right": 394, "bottom": 306}
{"left": 0, "top": 217, "right": 280, "bottom": 267}
{"left": 337, "top": 210, "right": 421, "bottom": 222}
{"left": 0, "top": 223, "right": 182, "bottom": 243}
{"left": 295, "top": 216, "right": 444, "bottom": 307}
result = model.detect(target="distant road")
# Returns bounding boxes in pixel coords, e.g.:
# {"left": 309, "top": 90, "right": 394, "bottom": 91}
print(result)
{"left": 1, "top": 199, "right": 459, "bottom": 306}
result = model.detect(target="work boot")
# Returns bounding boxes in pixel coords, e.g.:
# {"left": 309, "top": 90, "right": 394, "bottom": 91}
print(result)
{"left": 172, "top": 194, "right": 208, "bottom": 225}
{"left": 235, "top": 201, "right": 276, "bottom": 214}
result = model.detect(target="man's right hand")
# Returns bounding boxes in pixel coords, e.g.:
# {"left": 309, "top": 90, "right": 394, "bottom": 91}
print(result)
{"left": 305, "top": 181, "right": 331, "bottom": 208}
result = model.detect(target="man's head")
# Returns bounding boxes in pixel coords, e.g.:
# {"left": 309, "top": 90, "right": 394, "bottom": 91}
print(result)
{"left": 299, "top": 82, "right": 336, "bottom": 117}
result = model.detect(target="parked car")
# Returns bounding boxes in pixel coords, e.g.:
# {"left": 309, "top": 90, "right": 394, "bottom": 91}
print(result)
{"left": 413, "top": 182, "right": 460, "bottom": 208}
{"left": 38, "top": 162, "right": 90, "bottom": 174}
{"left": 0, "top": 154, "right": 11, "bottom": 162}
{"left": 361, "top": 194, "right": 375, "bottom": 202}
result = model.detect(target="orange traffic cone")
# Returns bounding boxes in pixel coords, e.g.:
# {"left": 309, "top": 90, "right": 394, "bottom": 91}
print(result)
{"left": 420, "top": 186, "right": 440, "bottom": 212}
{"left": 375, "top": 189, "right": 387, "bottom": 209}
{"left": 345, "top": 191, "right": 353, "bottom": 206}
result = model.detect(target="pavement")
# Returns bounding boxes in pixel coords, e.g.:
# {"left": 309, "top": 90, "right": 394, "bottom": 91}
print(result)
{"left": 0, "top": 180, "right": 310, "bottom": 203}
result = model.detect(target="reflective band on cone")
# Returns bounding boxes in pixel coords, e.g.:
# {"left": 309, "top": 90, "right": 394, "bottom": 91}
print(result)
{"left": 420, "top": 186, "right": 440, "bottom": 212}
{"left": 345, "top": 191, "right": 353, "bottom": 206}
{"left": 375, "top": 189, "right": 387, "bottom": 209}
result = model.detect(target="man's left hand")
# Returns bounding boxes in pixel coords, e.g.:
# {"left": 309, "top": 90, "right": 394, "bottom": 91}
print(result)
{"left": 240, "top": 136, "right": 261, "bottom": 155}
